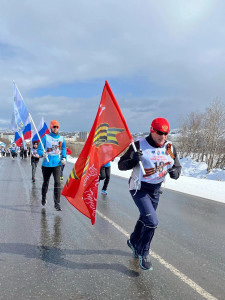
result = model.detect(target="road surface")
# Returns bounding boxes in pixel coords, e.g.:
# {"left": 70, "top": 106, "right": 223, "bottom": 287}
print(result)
{"left": 0, "top": 156, "right": 225, "bottom": 300}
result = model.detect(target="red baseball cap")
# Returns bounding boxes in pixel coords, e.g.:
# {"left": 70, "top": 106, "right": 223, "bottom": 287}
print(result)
{"left": 50, "top": 120, "right": 60, "bottom": 129}
{"left": 150, "top": 118, "right": 170, "bottom": 133}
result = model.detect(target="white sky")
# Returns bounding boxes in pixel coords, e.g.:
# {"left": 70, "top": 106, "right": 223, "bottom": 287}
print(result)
{"left": 0, "top": 0, "right": 225, "bottom": 132}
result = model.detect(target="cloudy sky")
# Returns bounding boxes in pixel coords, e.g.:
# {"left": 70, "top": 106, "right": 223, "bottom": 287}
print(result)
{"left": 0, "top": 0, "right": 225, "bottom": 133}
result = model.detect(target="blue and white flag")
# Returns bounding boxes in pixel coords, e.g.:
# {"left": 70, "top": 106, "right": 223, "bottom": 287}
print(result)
{"left": 10, "top": 112, "right": 17, "bottom": 131}
{"left": 13, "top": 82, "right": 30, "bottom": 132}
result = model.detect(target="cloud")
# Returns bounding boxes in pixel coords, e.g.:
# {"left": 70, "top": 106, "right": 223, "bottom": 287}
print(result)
{"left": 27, "top": 94, "right": 100, "bottom": 131}
{"left": 0, "top": 0, "right": 225, "bottom": 132}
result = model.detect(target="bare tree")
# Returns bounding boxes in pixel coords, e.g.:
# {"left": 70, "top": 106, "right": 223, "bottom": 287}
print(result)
{"left": 178, "top": 98, "right": 225, "bottom": 171}
{"left": 179, "top": 111, "right": 203, "bottom": 158}
{"left": 203, "top": 99, "right": 225, "bottom": 171}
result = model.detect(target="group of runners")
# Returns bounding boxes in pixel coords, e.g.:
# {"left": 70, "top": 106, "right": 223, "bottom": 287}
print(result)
{"left": 1, "top": 116, "right": 181, "bottom": 271}
{"left": 0, "top": 143, "right": 30, "bottom": 159}
{"left": 1, "top": 120, "right": 67, "bottom": 211}
{"left": 0, "top": 146, "right": 11, "bottom": 157}
{"left": 0, "top": 143, "right": 20, "bottom": 158}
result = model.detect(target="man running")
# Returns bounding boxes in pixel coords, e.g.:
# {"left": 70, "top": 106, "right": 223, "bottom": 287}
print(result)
{"left": 37, "top": 120, "right": 66, "bottom": 211}
{"left": 118, "top": 117, "right": 181, "bottom": 270}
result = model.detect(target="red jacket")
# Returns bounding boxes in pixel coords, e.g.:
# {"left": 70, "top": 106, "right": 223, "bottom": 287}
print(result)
{"left": 66, "top": 147, "right": 72, "bottom": 155}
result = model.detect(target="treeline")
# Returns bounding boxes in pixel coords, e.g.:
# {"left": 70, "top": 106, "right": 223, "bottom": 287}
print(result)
{"left": 178, "top": 99, "right": 225, "bottom": 172}
{"left": 0, "top": 138, "right": 10, "bottom": 146}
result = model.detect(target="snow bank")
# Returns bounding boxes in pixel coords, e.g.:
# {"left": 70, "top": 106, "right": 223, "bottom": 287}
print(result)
{"left": 67, "top": 156, "right": 225, "bottom": 204}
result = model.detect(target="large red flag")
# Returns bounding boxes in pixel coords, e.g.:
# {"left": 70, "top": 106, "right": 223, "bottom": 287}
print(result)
{"left": 61, "top": 81, "right": 133, "bottom": 224}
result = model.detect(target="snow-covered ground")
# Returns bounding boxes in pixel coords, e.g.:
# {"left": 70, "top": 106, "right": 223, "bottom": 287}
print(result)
{"left": 67, "top": 156, "right": 225, "bottom": 204}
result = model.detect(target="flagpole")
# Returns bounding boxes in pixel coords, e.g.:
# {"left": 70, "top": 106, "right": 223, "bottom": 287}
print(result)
{"left": 29, "top": 113, "right": 49, "bottom": 162}
{"left": 30, "top": 146, "right": 32, "bottom": 166}
{"left": 131, "top": 142, "right": 146, "bottom": 175}
{"left": 20, "top": 132, "right": 25, "bottom": 148}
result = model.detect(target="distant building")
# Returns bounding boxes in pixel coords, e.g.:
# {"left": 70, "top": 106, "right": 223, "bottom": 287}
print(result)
{"left": 64, "top": 137, "right": 76, "bottom": 144}
{"left": 74, "top": 133, "right": 79, "bottom": 141}
{"left": 78, "top": 131, "right": 89, "bottom": 141}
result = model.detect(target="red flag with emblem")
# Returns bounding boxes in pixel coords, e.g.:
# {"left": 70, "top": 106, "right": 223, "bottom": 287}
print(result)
{"left": 61, "top": 81, "right": 133, "bottom": 224}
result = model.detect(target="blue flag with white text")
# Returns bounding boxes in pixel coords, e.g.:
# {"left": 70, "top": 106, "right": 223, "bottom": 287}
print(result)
{"left": 13, "top": 83, "right": 30, "bottom": 132}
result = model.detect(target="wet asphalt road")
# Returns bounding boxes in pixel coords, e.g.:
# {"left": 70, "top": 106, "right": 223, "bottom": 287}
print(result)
{"left": 0, "top": 156, "right": 225, "bottom": 300}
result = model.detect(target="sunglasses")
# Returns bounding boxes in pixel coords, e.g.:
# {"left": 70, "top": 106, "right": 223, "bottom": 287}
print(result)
{"left": 53, "top": 126, "right": 59, "bottom": 129}
{"left": 153, "top": 129, "right": 169, "bottom": 136}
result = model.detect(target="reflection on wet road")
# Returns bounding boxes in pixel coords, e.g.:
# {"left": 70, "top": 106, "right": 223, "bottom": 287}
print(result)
{"left": 40, "top": 209, "right": 63, "bottom": 265}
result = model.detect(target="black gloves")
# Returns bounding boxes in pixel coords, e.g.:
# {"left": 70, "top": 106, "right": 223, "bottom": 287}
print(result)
{"left": 132, "top": 149, "right": 143, "bottom": 162}
{"left": 168, "top": 167, "right": 178, "bottom": 179}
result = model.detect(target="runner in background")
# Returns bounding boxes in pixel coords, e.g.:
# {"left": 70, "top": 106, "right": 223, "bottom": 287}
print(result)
{"left": 29, "top": 141, "right": 39, "bottom": 182}
{"left": 20, "top": 144, "right": 24, "bottom": 159}
{"left": 24, "top": 143, "right": 28, "bottom": 158}
{"left": 6, "top": 148, "right": 10, "bottom": 157}
{"left": 99, "top": 161, "right": 111, "bottom": 195}
{"left": 60, "top": 147, "right": 72, "bottom": 181}
{"left": 1, "top": 147, "right": 6, "bottom": 158}
{"left": 10, "top": 143, "right": 18, "bottom": 159}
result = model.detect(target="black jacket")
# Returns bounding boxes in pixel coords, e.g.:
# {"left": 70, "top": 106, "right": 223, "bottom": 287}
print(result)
{"left": 118, "top": 134, "right": 181, "bottom": 180}
{"left": 29, "top": 147, "right": 39, "bottom": 163}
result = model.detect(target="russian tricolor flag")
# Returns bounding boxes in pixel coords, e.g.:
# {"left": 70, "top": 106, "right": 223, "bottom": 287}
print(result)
{"left": 32, "top": 117, "right": 50, "bottom": 142}
{"left": 14, "top": 132, "right": 22, "bottom": 147}
{"left": 23, "top": 122, "right": 32, "bottom": 140}
{"left": 14, "top": 122, "right": 32, "bottom": 147}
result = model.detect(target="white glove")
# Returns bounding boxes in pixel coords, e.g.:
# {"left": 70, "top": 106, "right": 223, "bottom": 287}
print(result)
{"left": 61, "top": 158, "right": 66, "bottom": 165}
{"left": 43, "top": 152, "right": 48, "bottom": 158}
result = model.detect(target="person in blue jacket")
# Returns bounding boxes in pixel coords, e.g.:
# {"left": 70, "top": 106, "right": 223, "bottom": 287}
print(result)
{"left": 37, "top": 120, "right": 66, "bottom": 211}
{"left": 1, "top": 146, "right": 6, "bottom": 157}
{"left": 99, "top": 161, "right": 111, "bottom": 195}
{"left": 10, "top": 143, "right": 17, "bottom": 159}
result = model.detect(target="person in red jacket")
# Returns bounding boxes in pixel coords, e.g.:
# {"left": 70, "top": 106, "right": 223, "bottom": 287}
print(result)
{"left": 60, "top": 147, "right": 72, "bottom": 181}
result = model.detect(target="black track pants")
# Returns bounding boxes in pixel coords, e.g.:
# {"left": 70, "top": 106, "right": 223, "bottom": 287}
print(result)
{"left": 42, "top": 166, "right": 61, "bottom": 204}
{"left": 99, "top": 166, "right": 111, "bottom": 191}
